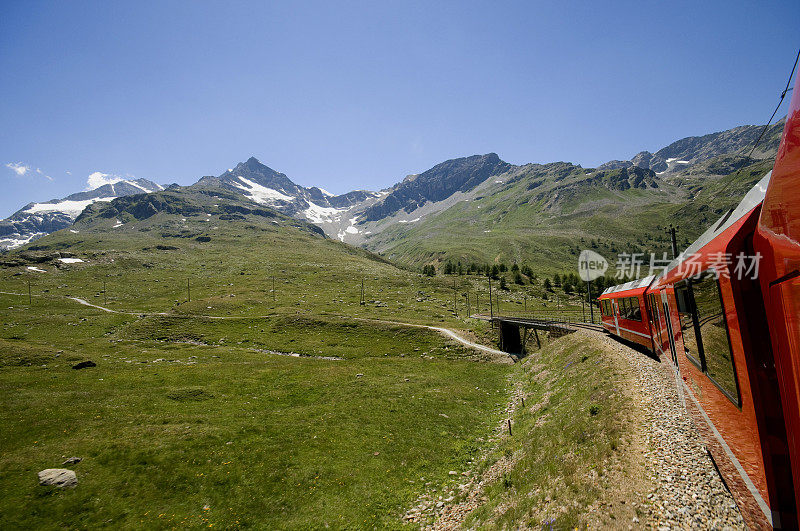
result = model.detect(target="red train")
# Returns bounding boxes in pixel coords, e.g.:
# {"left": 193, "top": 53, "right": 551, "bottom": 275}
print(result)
{"left": 599, "top": 73, "right": 800, "bottom": 529}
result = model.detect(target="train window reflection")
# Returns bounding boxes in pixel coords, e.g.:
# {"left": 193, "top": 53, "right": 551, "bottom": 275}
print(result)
{"left": 676, "top": 283, "right": 702, "bottom": 368}
{"left": 693, "top": 274, "right": 739, "bottom": 403}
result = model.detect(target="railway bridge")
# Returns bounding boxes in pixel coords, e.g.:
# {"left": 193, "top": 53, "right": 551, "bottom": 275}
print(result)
{"left": 482, "top": 315, "right": 604, "bottom": 356}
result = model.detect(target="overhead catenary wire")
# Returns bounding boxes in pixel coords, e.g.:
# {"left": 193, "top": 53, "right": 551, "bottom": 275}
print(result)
{"left": 737, "top": 48, "right": 799, "bottom": 160}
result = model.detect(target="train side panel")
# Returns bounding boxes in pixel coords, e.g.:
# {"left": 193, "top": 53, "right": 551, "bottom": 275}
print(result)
{"left": 754, "top": 72, "right": 800, "bottom": 526}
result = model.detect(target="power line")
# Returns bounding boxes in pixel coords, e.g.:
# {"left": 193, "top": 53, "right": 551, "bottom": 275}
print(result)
{"left": 739, "top": 48, "right": 799, "bottom": 160}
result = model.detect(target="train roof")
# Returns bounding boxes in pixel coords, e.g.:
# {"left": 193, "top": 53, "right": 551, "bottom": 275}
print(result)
{"left": 655, "top": 170, "right": 772, "bottom": 283}
{"left": 598, "top": 170, "right": 771, "bottom": 298}
{"left": 600, "top": 274, "right": 655, "bottom": 296}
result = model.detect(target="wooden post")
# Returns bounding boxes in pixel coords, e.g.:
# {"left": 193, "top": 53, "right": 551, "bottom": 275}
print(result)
{"left": 489, "top": 273, "right": 494, "bottom": 328}
{"left": 582, "top": 289, "right": 585, "bottom": 322}
{"left": 360, "top": 277, "right": 365, "bottom": 305}
{"left": 507, "top": 418, "right": 512, "bottom": 436}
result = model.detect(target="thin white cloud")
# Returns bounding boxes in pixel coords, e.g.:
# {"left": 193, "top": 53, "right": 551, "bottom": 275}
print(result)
{"left": 6, "top": 162, "right": 30, "bottom": 176}
{"left": 34, "top": 168, "right": 53, "bottom": 181}
{"left": 86, "top": 171, "right": 125, "bottom": 190}
{"left": 5, "top": 162, "right": 53, "bottom": 181}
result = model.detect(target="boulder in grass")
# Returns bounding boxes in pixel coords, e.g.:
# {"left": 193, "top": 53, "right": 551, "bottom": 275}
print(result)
{"left": 72, "top": 360, "right": 96, "bottom": 369}
{"left": 38, "top": 469, "right": 77, "bottom": 487}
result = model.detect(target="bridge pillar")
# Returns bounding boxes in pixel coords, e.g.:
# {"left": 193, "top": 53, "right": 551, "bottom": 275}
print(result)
{"left": 498, "top": 321, "right": 522, "bottom": 354}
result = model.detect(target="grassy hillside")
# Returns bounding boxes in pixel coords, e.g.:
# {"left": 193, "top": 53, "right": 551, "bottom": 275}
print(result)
{"left": 365, "top": 156, "right": 774, "bottom": 277}
{"left": 366, "top": 163, "right": 683, "bottom": 275}
{"left": 0, "top": 189, "right": 592, "bottom": 528}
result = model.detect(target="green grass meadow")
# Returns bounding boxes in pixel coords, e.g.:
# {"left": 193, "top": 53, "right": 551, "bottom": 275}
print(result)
{"left": 0, "top": 210, "right": 632, "bottom": 528}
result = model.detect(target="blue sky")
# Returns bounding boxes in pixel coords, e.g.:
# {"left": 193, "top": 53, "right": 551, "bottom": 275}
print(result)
{"left": 1, "top": 0, "right": 798, "bottom": 217}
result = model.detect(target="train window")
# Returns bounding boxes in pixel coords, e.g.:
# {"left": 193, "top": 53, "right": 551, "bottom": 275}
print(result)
{"left": 620, "top": 298, "right": 629, "bottom": 319}
{"left": 630, "top": 297, "right": 642, "bottom": 321}
{"left": 675, "top": 282, "right": 703, "bottom": 369}
{"left": 692, "top": 274, "right": 739, "bottom": 403}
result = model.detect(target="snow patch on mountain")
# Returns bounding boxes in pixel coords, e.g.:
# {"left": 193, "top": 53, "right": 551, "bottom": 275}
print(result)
{"left": 232, "top": 176, "right": 294, "bottom": 204}
{"left": 25, "top": 197, "right": 116, "bottom": 217}
{"left": 337, "top": 216, "right": 361, "bottom": 241}
{"left": 304, "top": 202, "right": 345, "bottom": 223}
{"left": 0, "top": 232, "right": 46, "bottom": 249}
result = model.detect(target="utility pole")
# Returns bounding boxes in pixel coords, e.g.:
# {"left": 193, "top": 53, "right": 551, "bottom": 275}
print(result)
{"left": 588, "top": 280, "right": 594, "bottom": 323}
{"left": 453, "top": 278, "right": 458, "bottom": 317}
{"left": 488, "top": 277, "right": 493, "bottom": 321}
{"left": 360, "top": 277, "right": 365, "bottom": 305}
{"left": 665, "top": 224, "right": 680, "bottom": 259}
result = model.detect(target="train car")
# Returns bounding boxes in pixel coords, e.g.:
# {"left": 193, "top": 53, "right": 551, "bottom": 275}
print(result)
{"left": 754, "top": 74, "right": 800, "bottom": 525}
{"left": 648, "top": 170, "right": 794, "bottom": 529}
{"left": 598, "top": 275, "right": 655, "bottom": 351}
{"left": 597, "top": 72, "right": 800, "bottom": 528}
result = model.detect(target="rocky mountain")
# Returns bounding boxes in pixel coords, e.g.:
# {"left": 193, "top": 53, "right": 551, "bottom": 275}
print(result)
{"left": 0, "top": 178, "right": 163, "bottom": 250}
{"left": 1, "top": 119, "right": 786, "bottom": 273}
{"left": 597, "top": 121, "right": 784, "bottom": 174}
{"left": 360, "top": 153, "right": 511, "bottom": 221}
{"left": 70, "top": 184, "right": 329, "bottom": 240}
{"left": 193, "top": 157, "right": 382, "bottom": 241}
{"left": 344, "top": 120, "right": 784, "bottom": 271}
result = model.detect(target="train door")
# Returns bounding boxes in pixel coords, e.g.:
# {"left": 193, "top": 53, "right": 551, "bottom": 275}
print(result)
{"left": 647, "top": 293, "right": 659, "bottom": 354}
{"left": 660, "top": 290, "right": 678, "bottom": 366}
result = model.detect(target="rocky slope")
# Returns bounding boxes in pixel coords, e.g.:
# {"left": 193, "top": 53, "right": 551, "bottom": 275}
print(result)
{"left": 0, "top": 179, "right": 163, "bottom": 250}
{"left": 597, "top": 121, "right": 784, "bottom": 174}
{"left": 193, "top": 157, "right": 382, "bottom": 241}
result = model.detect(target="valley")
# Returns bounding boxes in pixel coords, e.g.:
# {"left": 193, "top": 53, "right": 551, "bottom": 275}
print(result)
{"left": 0, "top": 119, "right": 781, "bottom": 528}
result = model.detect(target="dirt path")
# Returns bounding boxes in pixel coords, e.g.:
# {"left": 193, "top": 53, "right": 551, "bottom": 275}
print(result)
{"left": 347, "top": 316, "right": 512, "bottom": 363}
{"left": 0, "top": 291, "right": 511, "bottom": 361}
